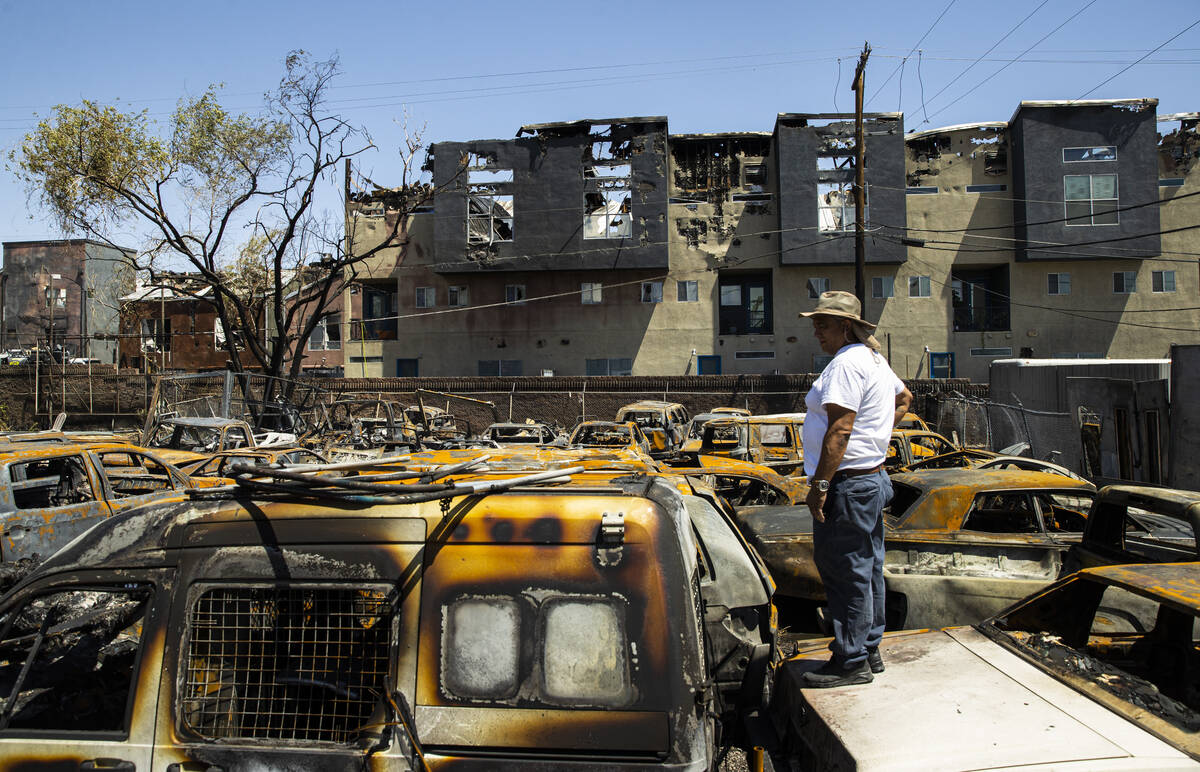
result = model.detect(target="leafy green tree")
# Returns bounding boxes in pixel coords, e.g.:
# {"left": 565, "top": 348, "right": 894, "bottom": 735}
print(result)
{"left": 10, "top": 51, "right": 431, "bottom": 404}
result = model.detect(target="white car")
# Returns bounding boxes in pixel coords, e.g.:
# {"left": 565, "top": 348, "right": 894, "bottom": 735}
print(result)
{"left": 776, "top": 563, "right": 1200, "bottom": 770}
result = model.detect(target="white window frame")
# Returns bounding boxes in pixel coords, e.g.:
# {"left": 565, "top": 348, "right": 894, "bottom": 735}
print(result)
{"left": 447, "top": 286, "right": 469, "bottom": 307}
{"left": 415, "top": 287, "right": 436, "bottom": 309}
{"left": 505, "top": 285, "right": 526, "bottom": 305}
{"left": 641, "top": 281, "right": 663, "bottom": 304}
{"left": 1047, "top": 273, "right": 1071, "bottom": 296}
{"left": 1064, "top": 174, "right": 1119, "bottom": 226}
{"left": 1152, "top": 270, "right": 1176, "bottom": 293}
{"left": 581, "top": 282, "right": 603, "bottom": 304}
{"left": 1113, "top": 271, "right": 1137, "bottom": 294}
{"left": 677, "top": 280, "right": 698, "bottom": 302}
{"left": 871, "top": 276, "right": 894, "bottom": 299}
{"left": 908, "top": 275, "right": 931, "bottom": 298}
{"left": 307, "top": 314, "right": 342, "bottom": 351}
{"left": 818, "top": 182, "right": 868, "bottom": 233}
{"left": 807, "top": 278, "right": 830, "bottom": 299}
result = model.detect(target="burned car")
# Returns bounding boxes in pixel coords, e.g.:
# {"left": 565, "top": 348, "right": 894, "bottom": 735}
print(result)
{"left": 614, "top": 400, "right": 690, "bottom": 455}
{"left": 568, "top": 420, "right": 653, "bottom": 457}
{"left": 0, "top": 459, "right": 777, "bottom": 769}
{"left": 477, "top": 422, "right": 562, "bottom": 447}
{"left": 0, "top": 439, "right": 219, "bottom": 581}
{"left": 738, "top": 469, "right": 1096, "bottom": 629}
{"left": 1067, "top": 484, "right": 1200, "bottom": 571}
{"left": 681, "top": 415, "right": 806, "bottom": 476}
{"left": 776, "top": 562, "right": 1200, "bottom": 769}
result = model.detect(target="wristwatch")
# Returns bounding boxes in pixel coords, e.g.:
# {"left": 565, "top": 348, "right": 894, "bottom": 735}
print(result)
{"left": 813, "top": 479, "right": 830, "bottom": 492}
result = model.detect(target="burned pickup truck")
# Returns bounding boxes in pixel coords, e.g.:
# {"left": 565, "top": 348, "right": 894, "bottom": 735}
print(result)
{"left": 0, "top": 457, "right": 778, "bottom": 769}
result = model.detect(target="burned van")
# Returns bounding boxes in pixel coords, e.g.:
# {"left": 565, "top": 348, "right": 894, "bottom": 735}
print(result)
{"left": 0, "top": 458, "right": 776, "bottom": 770}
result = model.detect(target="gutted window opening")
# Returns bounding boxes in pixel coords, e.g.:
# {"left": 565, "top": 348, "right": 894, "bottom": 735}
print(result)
{"left": 181, "top": 585, "right": 394, "bottom": 745}
{"left": 8, "top": 455, "right": 95, "bottom": 509}
{"left": 466, "top": 152, "right": 514, "bottom": 245}
{"left": 670, "top": 136, "right": 771, "bottom": 203}
{"left": 677, "top": 219, "right": 708, "bottom": 249}
{"left": 583, "top": 129, "right": 634, "bottom": 240}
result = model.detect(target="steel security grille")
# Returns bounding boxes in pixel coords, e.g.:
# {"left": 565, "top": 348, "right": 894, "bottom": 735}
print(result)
{"left": 182, "top": 586, "right": 393, "bottom": 744}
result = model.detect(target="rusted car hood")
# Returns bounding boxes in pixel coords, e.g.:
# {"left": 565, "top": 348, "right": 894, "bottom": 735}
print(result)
{"left": 779, "top": 627, "right": 1193, "bottom": 770}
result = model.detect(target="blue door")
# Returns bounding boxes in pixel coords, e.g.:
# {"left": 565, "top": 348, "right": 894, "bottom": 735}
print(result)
{"left": 697, "top": 355, "right": 721, "bottom": 375}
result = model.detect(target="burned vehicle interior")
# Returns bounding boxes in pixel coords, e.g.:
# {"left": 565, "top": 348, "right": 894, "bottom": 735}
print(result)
{"left": 985, "top": 566, "right": 1200, "bottom": 749}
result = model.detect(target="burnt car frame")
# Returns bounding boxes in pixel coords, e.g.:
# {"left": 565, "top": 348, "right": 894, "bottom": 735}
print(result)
{"left": 738, "top": 468, "right": 1096, "bottom": 630}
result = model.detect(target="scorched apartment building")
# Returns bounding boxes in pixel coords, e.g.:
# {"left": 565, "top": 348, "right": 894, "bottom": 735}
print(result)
{"left": 340, "top": 98, "right": 1200, "bottom": 381}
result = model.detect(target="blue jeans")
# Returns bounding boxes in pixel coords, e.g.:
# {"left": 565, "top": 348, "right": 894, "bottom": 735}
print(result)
{"left": 811, "top": 469, "right": 893, "bottom": 668}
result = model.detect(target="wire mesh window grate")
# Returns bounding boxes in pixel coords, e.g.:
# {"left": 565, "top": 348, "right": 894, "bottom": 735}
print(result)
{"left": 182, "top": 586, "right": 394, "bottom": 744}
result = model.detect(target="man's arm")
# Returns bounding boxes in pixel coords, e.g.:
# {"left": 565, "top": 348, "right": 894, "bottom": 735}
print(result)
{"left": 893, "top": 386, "right": 914, "bottom": 429}
{"left": 805, "top": 403, "right": 855, "bottom": 522}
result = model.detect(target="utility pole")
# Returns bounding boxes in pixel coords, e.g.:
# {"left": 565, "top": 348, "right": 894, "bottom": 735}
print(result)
{"left": 851, "top": 41, "right": 871, "bottom": 310}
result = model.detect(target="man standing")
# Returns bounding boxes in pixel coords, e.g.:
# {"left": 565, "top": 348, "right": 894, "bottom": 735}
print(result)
{"left": 800, "top": 291, "right": 913, "bottom": 688}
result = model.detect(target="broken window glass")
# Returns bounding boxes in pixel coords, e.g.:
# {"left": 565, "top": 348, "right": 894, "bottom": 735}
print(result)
{"left": 817, "top": 182, "right": 867, "bottom": 233}
{"left": 468, "top": 194, "right": 514, "bottom": 244}
{"left": 97, "top": 451, "right": 180, "bottom": 498}
{"left": 962, "top": 493, "right": 1040, "bottom": 534}
{"left": 1063, "top": 146, "right": 1117, "bottom": 163}
{"left": 0, "top": 586, "right": 150, "bottom": 732}
{"left": 671, "top": 137, "right": 770, "bottom": 201}
{"left": 181, "top": 585, "right": 394, "bottom": 744}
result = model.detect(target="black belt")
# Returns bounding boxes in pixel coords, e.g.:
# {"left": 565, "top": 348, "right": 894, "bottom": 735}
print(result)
{"left": 832, "top": 465, "right": 882, "bottom": 480}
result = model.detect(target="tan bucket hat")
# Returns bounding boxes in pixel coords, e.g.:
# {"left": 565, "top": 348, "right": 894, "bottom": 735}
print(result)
{"left": 800, "top": 290, "right": 882, "bottom": 351}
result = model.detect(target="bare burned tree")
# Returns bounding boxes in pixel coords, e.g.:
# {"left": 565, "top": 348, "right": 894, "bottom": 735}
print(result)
{"left": 11, "top": 51, "right": 436, "bottom": 405}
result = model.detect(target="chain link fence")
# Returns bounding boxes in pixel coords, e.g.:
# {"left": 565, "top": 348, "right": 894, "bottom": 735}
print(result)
{"left": 931, "top": 392, "right": 1083, "bottom": 472}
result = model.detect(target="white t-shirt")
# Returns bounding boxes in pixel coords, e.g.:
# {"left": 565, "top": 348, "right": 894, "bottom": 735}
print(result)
{"left": 803, "top": 343, "right": 906, "bottom": 477}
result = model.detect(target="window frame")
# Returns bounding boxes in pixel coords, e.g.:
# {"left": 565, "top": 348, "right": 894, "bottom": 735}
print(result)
{"left": 1152, "top": 270, "right": 1176, "bottom": 293}
{"left": 580, "top": 282, "right": 603, "bottom": 305}
{"left": 908, "top": 275, "right": 931, "bottom": 298}
{"left": 1047, "top": 272, "right": 1071, "bottom": 296}
{"left": 1062, "top": 146, "right": 1117, "bottom": 163}
{"left": 1064, "top": 173, "right": 1119, "bottom": 226}
{"left": 1113, "top": 271, "right": 1137, "bottom": 294}
{"left": 414, "top": 286, "right": 436, "bottom": 309}
{"left": 447, "top": 286, "right": 469, "bottom": 307}
{"left": 676, "top": 280, "right": 699, "bottom": 302}
{"left": 807, "top": 278, "right": 830, "bottom": 299}
{"left": 640, "top": 281, "right": 663, "bottom": 304}
{"left": 871, "top": 276, "right": 894, "bottom": 299}
{"left": 504, "top": 285, "right": 526, "bottom": 305}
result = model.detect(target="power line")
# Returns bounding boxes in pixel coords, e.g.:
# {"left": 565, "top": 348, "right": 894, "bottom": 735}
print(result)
{"left": 906, "top": 0, "right": 1049, "bottom": 119}
{"left": 919, "top": 0, "right": 1099, "bottom": 125}
{"left": 1074, "top": 17, "right": 1200, "bottom": 101}
{"left": 867, "top": 0, "right": 957, "bottom": 107}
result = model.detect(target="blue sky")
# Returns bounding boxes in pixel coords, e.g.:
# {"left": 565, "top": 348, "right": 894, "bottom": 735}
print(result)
{"left": 2, "top": 0, "right": 1198, "bottom": 245}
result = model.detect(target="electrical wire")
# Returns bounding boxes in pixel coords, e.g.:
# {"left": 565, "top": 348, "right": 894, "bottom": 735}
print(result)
{"left": 906, "top": 0, "right": 1049, "bottom": 121}
{"left": 867, "top": 0, "right": 957, "bottom": 107}
{"left": 1074, "top": 18, "right": 1200, "bottom": 101}
{"left": 919, "top": 0, "right": 1099, "bottom": 125}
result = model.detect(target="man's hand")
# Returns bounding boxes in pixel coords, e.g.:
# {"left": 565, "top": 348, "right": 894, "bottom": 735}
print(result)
{"left": 806, "top": 485, "right": 826, "bottom": 523}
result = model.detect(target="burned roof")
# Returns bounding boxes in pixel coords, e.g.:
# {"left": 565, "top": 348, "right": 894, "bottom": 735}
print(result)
{"left": 1009, "top": 97, "right": 1158, "bottom": 124}
{"left": 516, "top": 116, "right": 667, "bottom": 137}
